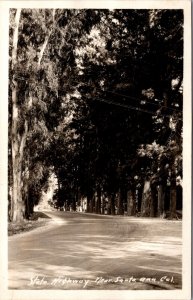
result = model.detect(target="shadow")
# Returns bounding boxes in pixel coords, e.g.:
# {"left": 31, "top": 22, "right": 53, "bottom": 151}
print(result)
{"left": 31, "top": 212, "right": 52, "bottom": 220}
{"left": 8, "top": 212, "right": 182, "bottom": 290}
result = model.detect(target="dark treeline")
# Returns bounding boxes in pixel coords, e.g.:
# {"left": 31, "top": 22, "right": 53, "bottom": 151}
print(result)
{"left": 9, "top": 9, "right": 183, "bottom": 222}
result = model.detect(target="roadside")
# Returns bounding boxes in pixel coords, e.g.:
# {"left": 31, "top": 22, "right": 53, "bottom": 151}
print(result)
{"left": 8, "top": 210, "right": 182, "bottom": 237}
{"left": 8, "top": 212, "right": 51, "bottom": 236}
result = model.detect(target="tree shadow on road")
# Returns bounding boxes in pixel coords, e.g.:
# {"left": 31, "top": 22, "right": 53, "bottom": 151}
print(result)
{"left": 8, "top": 215, "right": 182, "bottom": 290}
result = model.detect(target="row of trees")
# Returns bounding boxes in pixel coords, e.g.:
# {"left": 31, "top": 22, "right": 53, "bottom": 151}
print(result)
{"left": 9, "top": 8, "right": 183, "bottom": 222}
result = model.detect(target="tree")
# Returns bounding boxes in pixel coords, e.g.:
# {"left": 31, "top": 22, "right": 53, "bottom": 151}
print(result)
{"left": 9, "top": 8, "right": 106, "bottom": 221}
{"left": 9, "top": 9, "right": 183, "bottom": 221}
{"left": 69, "top": 9, "right": 183, "bottom": 217}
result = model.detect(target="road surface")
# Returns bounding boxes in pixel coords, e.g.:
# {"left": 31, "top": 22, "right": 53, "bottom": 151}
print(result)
{"left": 8, "top": 212, "right": 182, "bottom": 290}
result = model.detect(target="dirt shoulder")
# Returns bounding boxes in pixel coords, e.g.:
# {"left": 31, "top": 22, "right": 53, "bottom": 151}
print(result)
{"left": 8, "top": 212, "right": 52, "bottom": 236}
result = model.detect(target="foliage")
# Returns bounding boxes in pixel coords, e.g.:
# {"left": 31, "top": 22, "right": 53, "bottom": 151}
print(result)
{"left": 9, "top": 9, "right": 183, "bottom": 220}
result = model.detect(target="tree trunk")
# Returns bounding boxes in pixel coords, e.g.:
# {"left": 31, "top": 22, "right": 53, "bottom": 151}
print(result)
{"left": 38, "top": 9, "right": 55, "bottom": 66}
{"left": 23, "top": 157, "right": 31, "bottom": 218}
{"left": 12, "top": 155, "right": 25, "bottom": 222}
{"left": 96, "top": 188, "right": 101, "bottom": 214}
{"left": 127, "top": 190, "right": 136, "bottom": 216}
{"left": 158, "top": 184, "right": 166, "bottom": 218}
{"left": 110, "top": 193, "right": 115, "bottom": 215}
{"left": 86, "top": 193, "right": 91, "bottom": 213}
{"left": 170, "top": 178, "right": 177, "bottom": 219}
{"left": 89, "top": 194, "right": 95, "bottom": 213}
{"left": 8, "top": 187, "right": 12, "bottom": 222}
{"left": 93, "top": 192, "right": 97, "bottom": 213}
{"left": 106, "top": 195, "right": 111, "bottom": 215}
{"left": 12, "top": 116, "right": 28, "bottom": 223}
{"left": 71, "top": 196, "right": 76, "bottom": 211}
{"left": 117, "top": 188, "right": 124, "bottom": 215}
{"left": 150, "top": 184, "right": 157, "bottom": 217}
{"left": 101, "top": 193, "right": 105, "bottom": 214}
{"left": 12, "top": 118, "right": 28, "bottom": 222}
{"left": 24, "top": 182, "right": 30, "bottom": 219}
{"left": 140, "top": 180, "right": 151, "bottom": 217}
{"left": 11, "top": 9, "right": 26, "bottom": 223}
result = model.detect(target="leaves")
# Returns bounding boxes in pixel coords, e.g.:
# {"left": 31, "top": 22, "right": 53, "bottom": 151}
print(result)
{"left": 9, "top": 8, "right": 183, "bottom": 218}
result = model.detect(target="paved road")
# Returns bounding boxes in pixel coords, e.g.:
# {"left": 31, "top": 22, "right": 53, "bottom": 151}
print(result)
{"left": 8, "top": 212, "right": 182, "bottom": 290}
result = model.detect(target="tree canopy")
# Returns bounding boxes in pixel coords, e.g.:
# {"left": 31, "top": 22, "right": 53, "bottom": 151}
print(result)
{"left": 9, "top": 8, "right": 183, "bottom": 222}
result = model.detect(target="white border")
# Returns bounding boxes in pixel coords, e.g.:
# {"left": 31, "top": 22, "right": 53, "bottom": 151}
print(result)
{"left": 0, "top": 1, "right": 191, "bottom": 300}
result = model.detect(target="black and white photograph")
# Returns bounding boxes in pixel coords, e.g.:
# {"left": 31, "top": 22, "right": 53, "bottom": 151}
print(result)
{"left": 0, "top": 1, "right": 191, "bottom": 300}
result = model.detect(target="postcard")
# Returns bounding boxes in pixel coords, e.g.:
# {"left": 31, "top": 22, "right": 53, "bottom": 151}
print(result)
{"left": 0, "top": 1, "right": 191, "bottom": 300}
